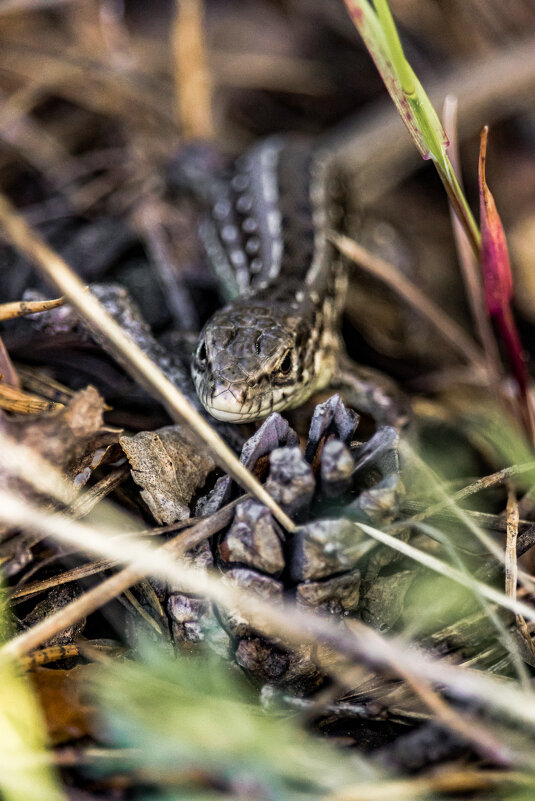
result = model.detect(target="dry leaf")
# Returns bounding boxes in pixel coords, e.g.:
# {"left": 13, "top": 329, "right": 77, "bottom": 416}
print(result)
{"left": 121, "top": 426, "right": 214, "bottom": 524}
{"left": 30, "top": 665, "right": 97, "bottom": 746}
{"left": 0, "top": 385, "right": 119, "bottom": 481}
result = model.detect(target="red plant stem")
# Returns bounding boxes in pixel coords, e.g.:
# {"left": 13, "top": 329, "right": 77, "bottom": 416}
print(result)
{"left": 495, "top": 307, "right": 534, "bottom": 439}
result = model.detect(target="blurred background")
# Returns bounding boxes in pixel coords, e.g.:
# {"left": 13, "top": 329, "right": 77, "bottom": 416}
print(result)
{"left": 1, "top": 0, "right": 535, "bottom": 432}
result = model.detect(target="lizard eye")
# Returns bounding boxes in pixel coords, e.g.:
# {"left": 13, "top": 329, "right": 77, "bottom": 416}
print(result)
{"left": 279, "top": 351, "right": 292, "bottom": 375}
{"left": 197, "top": 340, "right": 207, "bottom": 364}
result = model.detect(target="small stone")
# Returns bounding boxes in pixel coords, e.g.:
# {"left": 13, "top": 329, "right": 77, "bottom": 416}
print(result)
{"left": 168, "top": 594, "right": 207, "bottom": 645}
{"left": 168, "top": 593, "right": 231, "bottom": 656}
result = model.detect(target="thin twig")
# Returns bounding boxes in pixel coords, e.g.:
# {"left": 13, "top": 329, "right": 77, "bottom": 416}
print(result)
{"left": 329, "top": 770, "right": 531, "bottom": 801}
{"left": 398, "top": 446, "right": 535, "bottom": 597}
{"left": 0, "top": 295, "right": 65, "bottom": 321}
{"left": 403, "top": 461, "right": 535, "bottom": 527}
{"left": 1, "top": 497, "right": 236, "bottom": 658}
{"left": 71, "top": 465, "right": 130, "bottom": 519}
{"left": 10, "top": 560, "right": 114, "bottom": 602}
{"left": 506, "top": 488, "right": 535, "bottom": 660}
{"left": 10, "top": 498, "right": 244, "bottom": 603}
{"left": 0, "top": 384, "right": 63, "bottom": 414}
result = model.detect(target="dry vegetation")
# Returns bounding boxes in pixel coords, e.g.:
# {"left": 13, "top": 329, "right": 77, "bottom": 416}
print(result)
{"left": 2, "top": 1, "right": 535, "bottom": 800}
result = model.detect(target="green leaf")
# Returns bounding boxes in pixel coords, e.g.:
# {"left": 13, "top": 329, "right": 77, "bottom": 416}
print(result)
{"left": 343, "top": 0, "right": 480, "bottom": 252}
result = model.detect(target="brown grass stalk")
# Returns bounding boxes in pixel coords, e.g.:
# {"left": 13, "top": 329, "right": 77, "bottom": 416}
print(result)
{"left": 0, "top": 296, "right": 65, "bottom": 321}
{"left": 172, "top": 0, "right": 214, "bottom": 139}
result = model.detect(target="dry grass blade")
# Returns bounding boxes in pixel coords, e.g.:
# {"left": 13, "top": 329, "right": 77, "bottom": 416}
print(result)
{"left": 0, "top": 337, "right": 19, "bottom": 387}
{"left": 0, "top": 384, "right": 63, "bottom": 414}
{"left": 0, "top": 296, "right": 65, "bottom": 321}
{"left": 363, "top": 626, "right": 510, "bottom": 763}
{"left": 1, "top": 496, "right": 236, "bottom": 658}
{"left": 0, "top": 85, "right": 78, "bottom": 185}
{"left": 3, "top": 485, "right": 535, "bottom": 746}
{"left": 210, "top": 51, "right": 332, "bottom": 95}
{"left": 0, "top": 0, "right": 75, "bottom": 12}
{"left": 19, "top": 644, "right": 81, "bottom": 671}
{"left": 506, "top": 488, "right": 520, "bottom": 602}
{"left": 328, "top": 770, "right": 531, "bottom": 801}
{"left": 357, "top": 520, "right": 535, "bottom": 624}
{"left": 14, "top": 366, "right": 74, "bottom": 404}
{"left": 330, "top": 231, "right": 485, "bottom": 369}
{"left": 0, "top": 431, "right": 77, "bottom": 506}
{"left": 0, "top": 194, "right": 295, "bottom": 532}
{"left": 70, "top": 465, "right": 131, "bottom": 519}
{"left": 172, "top": 0, "right": 214, "bottom": 139}
{"left": 10, "top": 560, "right": 114, "bottom": 602}
{"left": 506, "top": 488, "right": 535, "bottom": 660}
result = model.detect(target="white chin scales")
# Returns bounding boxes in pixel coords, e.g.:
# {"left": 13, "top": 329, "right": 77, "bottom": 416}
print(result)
{"left": 205, "top": 406, "right": 255, "bottom": 422}
{"left": 202, "top": 388, "right": 266, "bottom": 422}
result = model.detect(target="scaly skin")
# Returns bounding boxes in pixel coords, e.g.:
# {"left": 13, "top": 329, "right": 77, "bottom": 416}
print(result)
{"left": 191, "top": 136, "right": 347, "bottom": 422}
{"left": 191, "top": 136, "right": 406, "bottom": 427}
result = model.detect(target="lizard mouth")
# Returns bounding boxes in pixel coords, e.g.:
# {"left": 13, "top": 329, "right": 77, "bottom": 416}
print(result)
{"left": 197, "top": 382, "right": 297, "bottom": 423}
{"left": 201, "top": 387, "right": 273, "bottom": 423}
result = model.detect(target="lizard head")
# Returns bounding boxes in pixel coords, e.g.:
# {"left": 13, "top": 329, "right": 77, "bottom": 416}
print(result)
{"left": 191, "top": 299, "right": 327, "bottom": 422}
